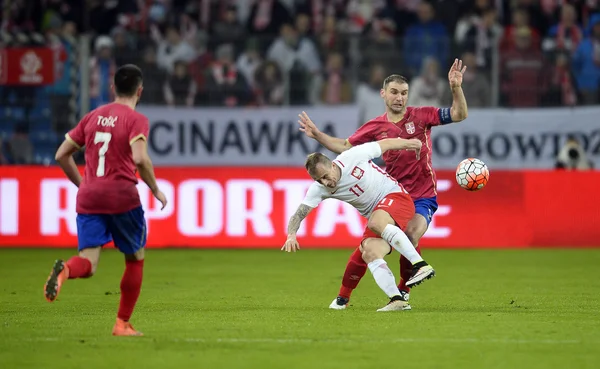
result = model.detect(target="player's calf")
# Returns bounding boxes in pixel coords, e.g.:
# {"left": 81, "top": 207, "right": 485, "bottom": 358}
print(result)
{"left": 329, "top": 247, "right": 368, "bottom": 309}
{"left": 362, "top": 238, "right": 408, "bottom": 307}
{"left": 398, "top": 212, "right": 430, "bottom": 292}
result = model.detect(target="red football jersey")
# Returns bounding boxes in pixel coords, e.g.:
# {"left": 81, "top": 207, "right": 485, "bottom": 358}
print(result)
{"left": 348, "top": 107, "right": 452, "bottom": 200}
{"left": 66, "top": 102, "right": 149, "bottom": 214}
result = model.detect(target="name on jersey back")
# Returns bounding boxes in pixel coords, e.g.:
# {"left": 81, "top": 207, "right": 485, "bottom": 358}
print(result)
{"left": 97, "top": 115, "right": 118, "bottom": 127}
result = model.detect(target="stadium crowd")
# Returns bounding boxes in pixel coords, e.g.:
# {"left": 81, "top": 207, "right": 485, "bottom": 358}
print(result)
{"left": 1, "top": 0, "right": 600, "bottom": 164}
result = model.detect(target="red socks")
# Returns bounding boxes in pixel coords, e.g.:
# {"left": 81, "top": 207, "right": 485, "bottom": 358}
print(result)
{"left": 64, "top": 255, "right": 144, "bottom": 322}
{"left": 397, "top": 247, "right": 421, "bottom": 293}
{"left": 118, "top": 259, "right": 144, "bottom": 322}
{"left": 66, "top": 256, "right": 92, "bottom": 279}
{"left": 338, "top": 247, "right": 368, "bottom": 299}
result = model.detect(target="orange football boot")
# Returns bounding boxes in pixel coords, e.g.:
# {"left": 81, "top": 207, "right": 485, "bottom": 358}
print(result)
{"left": 112, "top": 318, "right": 143, "bottom": 336}
{"left": 44, "top": 259, "right": 69, "bottom": 302}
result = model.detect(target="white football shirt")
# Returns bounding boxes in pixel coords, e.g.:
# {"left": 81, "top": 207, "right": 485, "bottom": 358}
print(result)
{"left": 302, "top": 142, "right": 408, "bottom": 217}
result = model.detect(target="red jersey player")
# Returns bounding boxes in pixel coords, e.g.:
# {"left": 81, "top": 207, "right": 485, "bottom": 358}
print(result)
{"left": 44, "top": 64, "right": 167, "bottom": 336}
{"left": 298, "top": 58, "right": 468, "bottom": 310}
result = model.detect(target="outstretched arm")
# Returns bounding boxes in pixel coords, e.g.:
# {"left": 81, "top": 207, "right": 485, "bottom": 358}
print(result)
{"left": 282, "top": 204, "right": 315, "bottom": 252}
{"left": 448, "top": 58, "right": 468, "bottom": 122}
{"left": 298, "top": 111, "right": 352, "bottom": 154}
{"left": 377, "top": 138, "right": 423, "bottom": 159}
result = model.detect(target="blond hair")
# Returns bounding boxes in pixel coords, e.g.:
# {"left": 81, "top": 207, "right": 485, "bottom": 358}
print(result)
{"left": 305, "top": 152, "right": 331, "bottom": 177}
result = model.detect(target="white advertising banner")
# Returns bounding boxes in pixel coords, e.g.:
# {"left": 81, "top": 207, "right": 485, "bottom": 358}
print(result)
{"left": 431, "top": 107, "right": 600, "bottom": 169}
{"left": 139, "top": 105, "right": 360, "bottom": 166}
{"left": 141, "top": 106, "right": 600, "bottom": 169}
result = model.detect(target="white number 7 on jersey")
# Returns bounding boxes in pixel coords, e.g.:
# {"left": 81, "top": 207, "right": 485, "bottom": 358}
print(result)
{"left": 94, "top": 132, "right": 112, "bottom": 177}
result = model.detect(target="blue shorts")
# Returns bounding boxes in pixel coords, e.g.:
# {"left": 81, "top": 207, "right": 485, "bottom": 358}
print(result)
{"left": 76, "top": 206, "right": 147, "bottom": 254}
{"left": 413, "top": 197, "right": 439, "bottom": 226}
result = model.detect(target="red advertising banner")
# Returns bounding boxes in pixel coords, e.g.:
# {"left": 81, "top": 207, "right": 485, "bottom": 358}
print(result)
{"left": 0, "top": 48, "right": 55, "bottom": 85}
{"left": 0, "top": 167, "right": 599, "bottom": 248}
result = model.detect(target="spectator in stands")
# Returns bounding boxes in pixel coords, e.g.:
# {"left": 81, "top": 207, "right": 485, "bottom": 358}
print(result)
{"left": 571, "top": 14, "right": 600, "bottom": 105}
{"left": 138, "top": 45, "right": 167, "bottom": 105}
{"left": 294, "top": 0, "right": 349, "bottom": 34}
{"left": 454, "top": 0, "right": 494, "bottom": 45}
{"left": 212, "top": 3, "right": 246, "bottom": 55}
{"left": 500, "top": 7, "right": 541, "bottom": 52}
{"left": 501, "top": 27, "right": 546, "bottom": 107}
{"left": 237, "top": 38, "right": 263, "bottom": 90}
{"left": 188, "top": 31, "right": 213, "bottom": 105}
{"left": 372, "top": 0, "right": 418, "bottom": 37}
{"left": 7, "top": 123, "right": 33, "bottom": 165}
{"left": 88, "top": 0, "right": 129, "bottom": 35}
{"left": 543, "top": 51, "right": 578, "bottom": 107}
{"left": 435, "top": 0, "right": 471, "bottom": 37}
{"left": 360, "top": 15, "right": 402, "bottom": 79}
{"left": 543, "top": 4, "right": 583, "bottom": 55}
{"left": 448, "top": 51, "right": 491, "bottom": 107}
{"left": 153, "top": 25, "right": 196, "bottom": 73}
{"left": 356, "top": 63, "right": 386, "bottom": 124}
{"left": 47, "top": 18, "right": 76, "bottom": 134}
{"left": 512, "top": 0, "right": 551, "bottom": 36}
{"left": 403, "top": 1, "right": 449, "bottom": 78}
{"left": 206, "top": 43, "right": 252, "bottom": 107}
{"left": 315, "top": 15, "right": 348, "bottom": 61}
{"left": 345, "top": 0, "right": 386, "bottom": 34}
{"left": 555, "top": 136, "right": 593, "bottom": 170}
{"left": 247, "top": 0, "right": 293, "bottom": 51}
{"left": 164, "top": 60, "right": 197, "bottom": 107}
{"left": 112, "top": 26, "right": 139, "bottom": 67}
{"left": 267, "top": 23, "right": 322, "bottom": 105}
{"left": 254, "top": 61, "right": 285, "bottom": 106}
{"left": 90, "top": 36, "right": 116, "bottom": 110}
{"left": 295, "top": 12, "right": 313, "bottom": 39}
{"left": 321, "top": 51, "right": 352, "bottom": 104}
{"left": 461, "top": 7, "right": 503, "bottom": 73}
{"left": 408, "top": 57, "right": 448, "bottom": 107}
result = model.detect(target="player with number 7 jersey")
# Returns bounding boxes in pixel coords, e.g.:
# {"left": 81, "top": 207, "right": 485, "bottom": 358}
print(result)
{"left": 282, "top": 139, "right": 436, "bottom": 311}
{"left": 43, "top": 65, "right": 167, "bottom": 337}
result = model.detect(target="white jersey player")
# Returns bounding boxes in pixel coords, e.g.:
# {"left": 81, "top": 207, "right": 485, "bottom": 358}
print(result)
{"left": 302, "top": 142, "right": 407, "bottom": 217}
{"left": 282, "top": 139, "right": 436, "bottom": 312}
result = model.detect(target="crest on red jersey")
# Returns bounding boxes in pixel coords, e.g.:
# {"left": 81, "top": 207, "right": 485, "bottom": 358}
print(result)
{"left": 405, "top": 122, "right": 416, "bottom": 134}
{"left": 351, "top": 166, "right": 364, "bottom": 179}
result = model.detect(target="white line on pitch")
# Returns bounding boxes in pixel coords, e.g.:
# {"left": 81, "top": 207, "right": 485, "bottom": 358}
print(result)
{"left": 21, "top": 337, "right": 590, "bottom": 345}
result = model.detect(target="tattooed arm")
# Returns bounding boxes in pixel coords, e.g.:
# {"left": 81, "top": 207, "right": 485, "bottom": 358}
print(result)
{"left": 282, "top": 204, "right": 315, "bottom": 252}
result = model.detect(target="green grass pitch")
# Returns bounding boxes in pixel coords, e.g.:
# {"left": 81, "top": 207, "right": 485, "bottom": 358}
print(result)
{"left": 1, "top": 248, "right": 600, "bottom": 369}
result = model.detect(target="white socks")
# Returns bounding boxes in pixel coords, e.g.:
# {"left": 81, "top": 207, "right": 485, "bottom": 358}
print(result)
{"left": 368, "top": 259, "right": 401, "bottom": 298}
{"left": 381, "top": 224, "right": 423, "bottom": 264}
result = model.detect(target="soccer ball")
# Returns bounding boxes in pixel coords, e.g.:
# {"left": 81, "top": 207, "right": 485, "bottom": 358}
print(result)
{"left": 455, "top": 158, "right": 489, "bottom": 191}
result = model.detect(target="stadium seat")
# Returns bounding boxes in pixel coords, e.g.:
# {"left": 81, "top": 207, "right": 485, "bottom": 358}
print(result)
{"left": 0, "top": 121, "right": 16, "bottom": 139}
{"left": 29, "top": 119, "right": 53, "bottom": 134}
{"left": 33, "top": 146, "right": 57, "bottom": 165}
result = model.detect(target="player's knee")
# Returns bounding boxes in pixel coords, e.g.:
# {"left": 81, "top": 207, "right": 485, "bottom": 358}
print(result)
{"left": 405, "top": 220, "right": 427, "bottom": 246}
{"left": 361, "top": 239, "right": 387, "bottom": 263}
{"left": 127, "top": 248, "right": 145, "bottom": 261}
{"left": 361, "top": 247, "right": 377, "bottom": 263}
{"left": 367, "top": 218, "right": 387, "bottom": 235}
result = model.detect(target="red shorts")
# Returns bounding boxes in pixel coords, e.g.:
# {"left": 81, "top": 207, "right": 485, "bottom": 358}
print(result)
{"left": 362, "top": 192, "right": 415, "bottom": 242}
